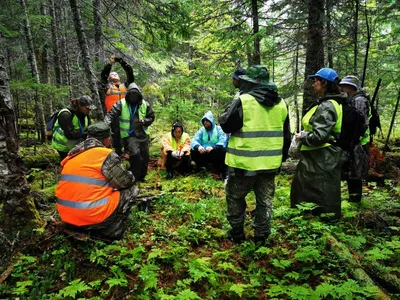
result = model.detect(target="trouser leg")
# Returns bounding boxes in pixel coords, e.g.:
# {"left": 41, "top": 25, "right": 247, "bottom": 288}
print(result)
{"left": 139, "top": 139, "right": 150, "bottom": 180}
{"left": 225, "top": 174, "right": 253, "bottom": 234}
{"left": 347, "top": 179, "right": 362, "bottom": 202}
{"left": 124, "top": 137, "right": 143, "bottom": 182}
{"left": 253, "top": 174, "right": 275, "bottom": 238}
{"left": 110, "top": 120, "right": 122, "bottom": 155}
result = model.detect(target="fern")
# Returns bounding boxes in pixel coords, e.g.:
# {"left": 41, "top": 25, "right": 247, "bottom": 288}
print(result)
{"left": 56, "top": 279, "right": 90, "bottom": 299}
{"left": 175, "top": 289, "right": 202, "bottom": 299}
{"left": 294, "top": 246, "right": 322, "bottom": 263}
{"left": 271, "top": 258, "right": 293, "bottom": 269}
{"left": 229, "top": 283, "right": 248, "bottom": 297}
{"left": 139, "top": 263, "right": 159, "bottom": 290}
{"left": 365, "top": 247, "right": 394, "bottom": 261}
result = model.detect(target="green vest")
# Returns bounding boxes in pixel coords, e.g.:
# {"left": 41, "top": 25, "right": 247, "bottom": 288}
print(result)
{"left": 170, "top": 132, "right": 189, "bottom": 151}
{"left": 225, "top": 94, "right": 288, "bottom": 171}
{"left": 52, "top": 109, "right": 88, "bottom": 152}
{"left": 120, "top": 99, "right": 149, "bottom": 138}
{"left": 301, "top": 100, "right": 342, "bottom": 151}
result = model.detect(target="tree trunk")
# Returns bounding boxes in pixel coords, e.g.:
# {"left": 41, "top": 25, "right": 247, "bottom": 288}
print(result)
{"left": 326, "top": 0, "right": 333, "bottom": 68}
{"left": 19, "top": 0, "right": 46, "bottom": 142}
{"left": 353, "top": 0, "right": 359, "bottom": 75}
{"left": 93, "top": 0, "right": 105, "bottom": 62}
{"left": 302, "top": 0, "right": 325, "bottom": 116}
{"left": 0, "top": 55, "right": 42, "bottom": 262}
{"left": 251, "top": 0, "right": 261, "bottom": 65}
{"left": 58, "top": 0, "right": 71, "bottom": 88}
{"left": 49, "top": 0, "right": 62, "bottom": 87}
{"left": 293, "top": 41, "right": 300, "bottom": 133}
{"left": 69, "top": 0, "right": 103, "bottom": 118}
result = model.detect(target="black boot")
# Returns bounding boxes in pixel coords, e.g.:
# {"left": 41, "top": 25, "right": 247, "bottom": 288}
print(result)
{"left": 227, "top": 228, "right": 245, "bottom": 243}
{"left": 166, "top": 167, "right": 174, "bottom": 179}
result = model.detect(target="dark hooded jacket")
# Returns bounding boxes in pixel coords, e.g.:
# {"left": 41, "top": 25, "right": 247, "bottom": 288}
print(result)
{"left": 104, "top": 83, "right": 155, "bottom": 140}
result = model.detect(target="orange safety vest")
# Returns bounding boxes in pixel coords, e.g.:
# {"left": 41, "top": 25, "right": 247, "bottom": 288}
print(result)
{"left": 105, "top": 84, "right": 127, "bottom": 112}
{"left": 55, "top": 147, "right": 120, "bottom": 226}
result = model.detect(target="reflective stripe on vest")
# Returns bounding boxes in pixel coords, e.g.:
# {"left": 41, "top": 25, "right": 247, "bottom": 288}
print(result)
{"left": 119, "top": 99, "right": 148, "bottom": 138}
{"left": 170, "top": 132, "right": 189, "bottom": 151}
{"left": 51, "top": 110, "right": 88, "bottom": 152}
{"left": 105, "top": 84, "right": 127, "bottom": 112}
{"left": 225, "top": 94, "right": 288, "bottom": 171}
{"left": 301, "top": 99, "right": 342, "bottom": 151}
{"left": 56, "top": 147, "right": 120, "bottom": 226}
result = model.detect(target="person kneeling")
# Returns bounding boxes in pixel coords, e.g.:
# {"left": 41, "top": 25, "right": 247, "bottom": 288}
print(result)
{"left": 161, "top": 122, "right": 191, "bottom": 179}
{"left": 55, "top": 121, "right": 139, "bottom": 240}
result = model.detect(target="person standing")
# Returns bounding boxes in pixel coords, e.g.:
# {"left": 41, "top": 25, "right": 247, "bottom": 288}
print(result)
{"left": 52, "top": 95, "right": 95, "bottom": 159}
{"left": 191, "top": 111, "right": 228, "bottom": 179}
{"left": 101, "top": 55, "right": 135, "bottom": 154}
{"left": 291, "top": 68, "right": 345, "bottom": 220}
{"left": 55, "top": 122, "right": 139, "bottom": 239}
{"left": 219, "top": 65, "right": 290, "bottom": 245}
{"left": 104, "top": 83, "right": 155, "bottom": 182}
{"left": 339, "top": 75, "right": 370, "bottom": 202}
{"left": 161, "top": 122, "right": 191, "bottom": 179}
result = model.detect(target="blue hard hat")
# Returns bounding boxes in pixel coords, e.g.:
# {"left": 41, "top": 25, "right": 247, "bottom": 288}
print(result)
{"left": 308, "top": 68, "right": 339, "bottom": 82}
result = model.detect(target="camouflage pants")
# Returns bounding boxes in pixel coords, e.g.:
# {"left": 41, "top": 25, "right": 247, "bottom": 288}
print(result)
{"left": 225, "top": 173, "right": 275, "bottom": 238}
{"left": 68, "top": 185, "right": 139, "bottom": 240}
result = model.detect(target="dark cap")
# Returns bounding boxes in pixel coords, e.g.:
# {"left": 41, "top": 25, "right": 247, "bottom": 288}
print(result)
{"left": 78, "top": 95, "right": 96, "bottom": 110}
{"left": 87, "top": 121, "right": 111, "bottom": 139}
{"left": 232, "top": 68, "right": 246, "bottom": 80}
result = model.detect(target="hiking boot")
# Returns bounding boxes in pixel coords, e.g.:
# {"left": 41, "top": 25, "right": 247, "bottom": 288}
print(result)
{"left": 166, "top": 168, "right": 174, "bottom": 179}
{"left": 227, "top": 228, "right": 245, "bottom": 243}
{"left": 252, "top": 236, "right": 268, "bottom": 247}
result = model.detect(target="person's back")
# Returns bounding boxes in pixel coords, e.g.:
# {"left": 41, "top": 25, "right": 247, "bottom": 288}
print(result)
{"left": 56, "top": 122, "right": 138, "bottom": 239}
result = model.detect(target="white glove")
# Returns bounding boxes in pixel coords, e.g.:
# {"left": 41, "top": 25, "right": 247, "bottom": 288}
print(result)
{"left": 171, "top": 151, "right": 178, "bottom": 159}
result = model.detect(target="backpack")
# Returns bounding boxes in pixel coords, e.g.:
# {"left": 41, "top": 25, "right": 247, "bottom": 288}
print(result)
{"left": 45, "top": 109, "right": 71, "bottom": 139}
{"left": 335, "top": 102, "right": 367, "bottom": 151}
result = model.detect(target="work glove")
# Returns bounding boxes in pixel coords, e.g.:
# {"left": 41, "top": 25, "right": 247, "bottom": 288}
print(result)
{"left": 171, "top": 151, "right": 179, "bottom": 159}
{"left": 115, "top": 56, "right": 122, "bottom": 63}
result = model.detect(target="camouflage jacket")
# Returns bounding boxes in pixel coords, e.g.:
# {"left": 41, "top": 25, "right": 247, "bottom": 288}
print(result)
{"left": 68, "top": 138, "right": 135, "bottom": 189}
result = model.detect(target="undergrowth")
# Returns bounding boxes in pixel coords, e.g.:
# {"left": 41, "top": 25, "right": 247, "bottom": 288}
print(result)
{"left": 0, "top": 169, "right": 399, "bottom": 299}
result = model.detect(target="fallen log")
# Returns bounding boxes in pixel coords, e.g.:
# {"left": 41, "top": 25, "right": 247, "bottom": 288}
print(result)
{"left": 325, "top": 235, "right": 389, "bottom": 300}
{"left": 362, "top": 259, "right": 400, "bottom": 293}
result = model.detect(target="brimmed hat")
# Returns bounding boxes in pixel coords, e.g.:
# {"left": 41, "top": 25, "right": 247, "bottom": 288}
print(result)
{"left": 78, "top": 95, "right": 96, "bottom": 110}
{"left": 239, "top": 65, "right": 277, "bottom": 90}
{"left": 308, "top": 68, "right": 339, "bottom": 82}
{"left": 88, "top": 121, "right": 111, "bottom": 139}
{"left": 339, "top": 75, "right": 360, "bottom": 90}
{"left": 232, "top": 68, "right": 246, "bottom": 80}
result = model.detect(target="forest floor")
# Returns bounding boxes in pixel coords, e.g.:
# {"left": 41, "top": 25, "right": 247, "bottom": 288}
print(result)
{"left": 0, "top": 148, "right": 400, "bottom": 299}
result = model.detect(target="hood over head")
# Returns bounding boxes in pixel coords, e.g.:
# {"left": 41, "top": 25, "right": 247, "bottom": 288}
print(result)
{"left": 125, "top": 82, "right": 143, "bottom": 105}
{"left": 201, "top": 111, "right": 216, "bottom": 129}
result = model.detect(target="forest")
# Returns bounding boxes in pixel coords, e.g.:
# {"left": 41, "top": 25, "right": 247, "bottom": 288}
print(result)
{"left": 0, "top": 0, "right": 399, "bottom": 298}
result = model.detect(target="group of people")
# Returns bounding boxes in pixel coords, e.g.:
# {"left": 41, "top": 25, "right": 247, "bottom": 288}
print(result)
{"left": 52, "top": 54, "right": 370, "bottom": 244}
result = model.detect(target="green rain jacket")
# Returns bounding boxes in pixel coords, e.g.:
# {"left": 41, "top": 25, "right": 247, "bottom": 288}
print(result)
{"left": 290, "top": 93, "right": 347, "bottom": 218}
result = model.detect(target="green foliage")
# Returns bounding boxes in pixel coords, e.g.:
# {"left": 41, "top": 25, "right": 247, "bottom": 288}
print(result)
{"left": 56, "top": 279, "right": 91, "bottom": 299}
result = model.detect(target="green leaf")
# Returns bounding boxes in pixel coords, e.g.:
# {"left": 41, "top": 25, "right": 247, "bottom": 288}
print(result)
{"left": 57, "top": 279, "right": 90, "bottom": 299}
{"left": 229, "top": 283, "right": 248, "bottom": 297}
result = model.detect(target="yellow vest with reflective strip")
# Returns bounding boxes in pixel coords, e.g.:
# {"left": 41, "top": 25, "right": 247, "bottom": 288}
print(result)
{"left": 301, "top": 99, "right": 342, "bottom": 151}
{"left": 225, "top": 94, "right": 288, "bottom": 171}
{"left": 119, "top": 99, "right": 148, "bottom": 138}
{"left": 52, "top": 109, "right": 88, "bottom": 152}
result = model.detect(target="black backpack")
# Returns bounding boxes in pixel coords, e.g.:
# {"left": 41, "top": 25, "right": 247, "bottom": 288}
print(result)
{"left": 45, "top": 109, "right": 71, "bottom": 139}
{"left": 335, "top": 102, "right": 367, "bottom": 151}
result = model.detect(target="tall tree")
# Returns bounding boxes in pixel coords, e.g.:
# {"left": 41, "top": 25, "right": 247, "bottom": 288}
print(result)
{"left": 93, "top": 0, "right": 105, "bottom": 62}
{"left": 251, "top": 0, "right": 260, "bottom": 65}
{"left": 19, "top": 0, "right": 47, "bottom": 142}
{"left": 69, "top": 0, "right": 102, "bottom": 117}
{"left": 302, "top": 0, "right": 325, "bottom": 115}
{"left": 49, "top": 0, "right": 62, "bottom": 87}
{"left": 0, "top": 54, "right": 41, "bottom": 250}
